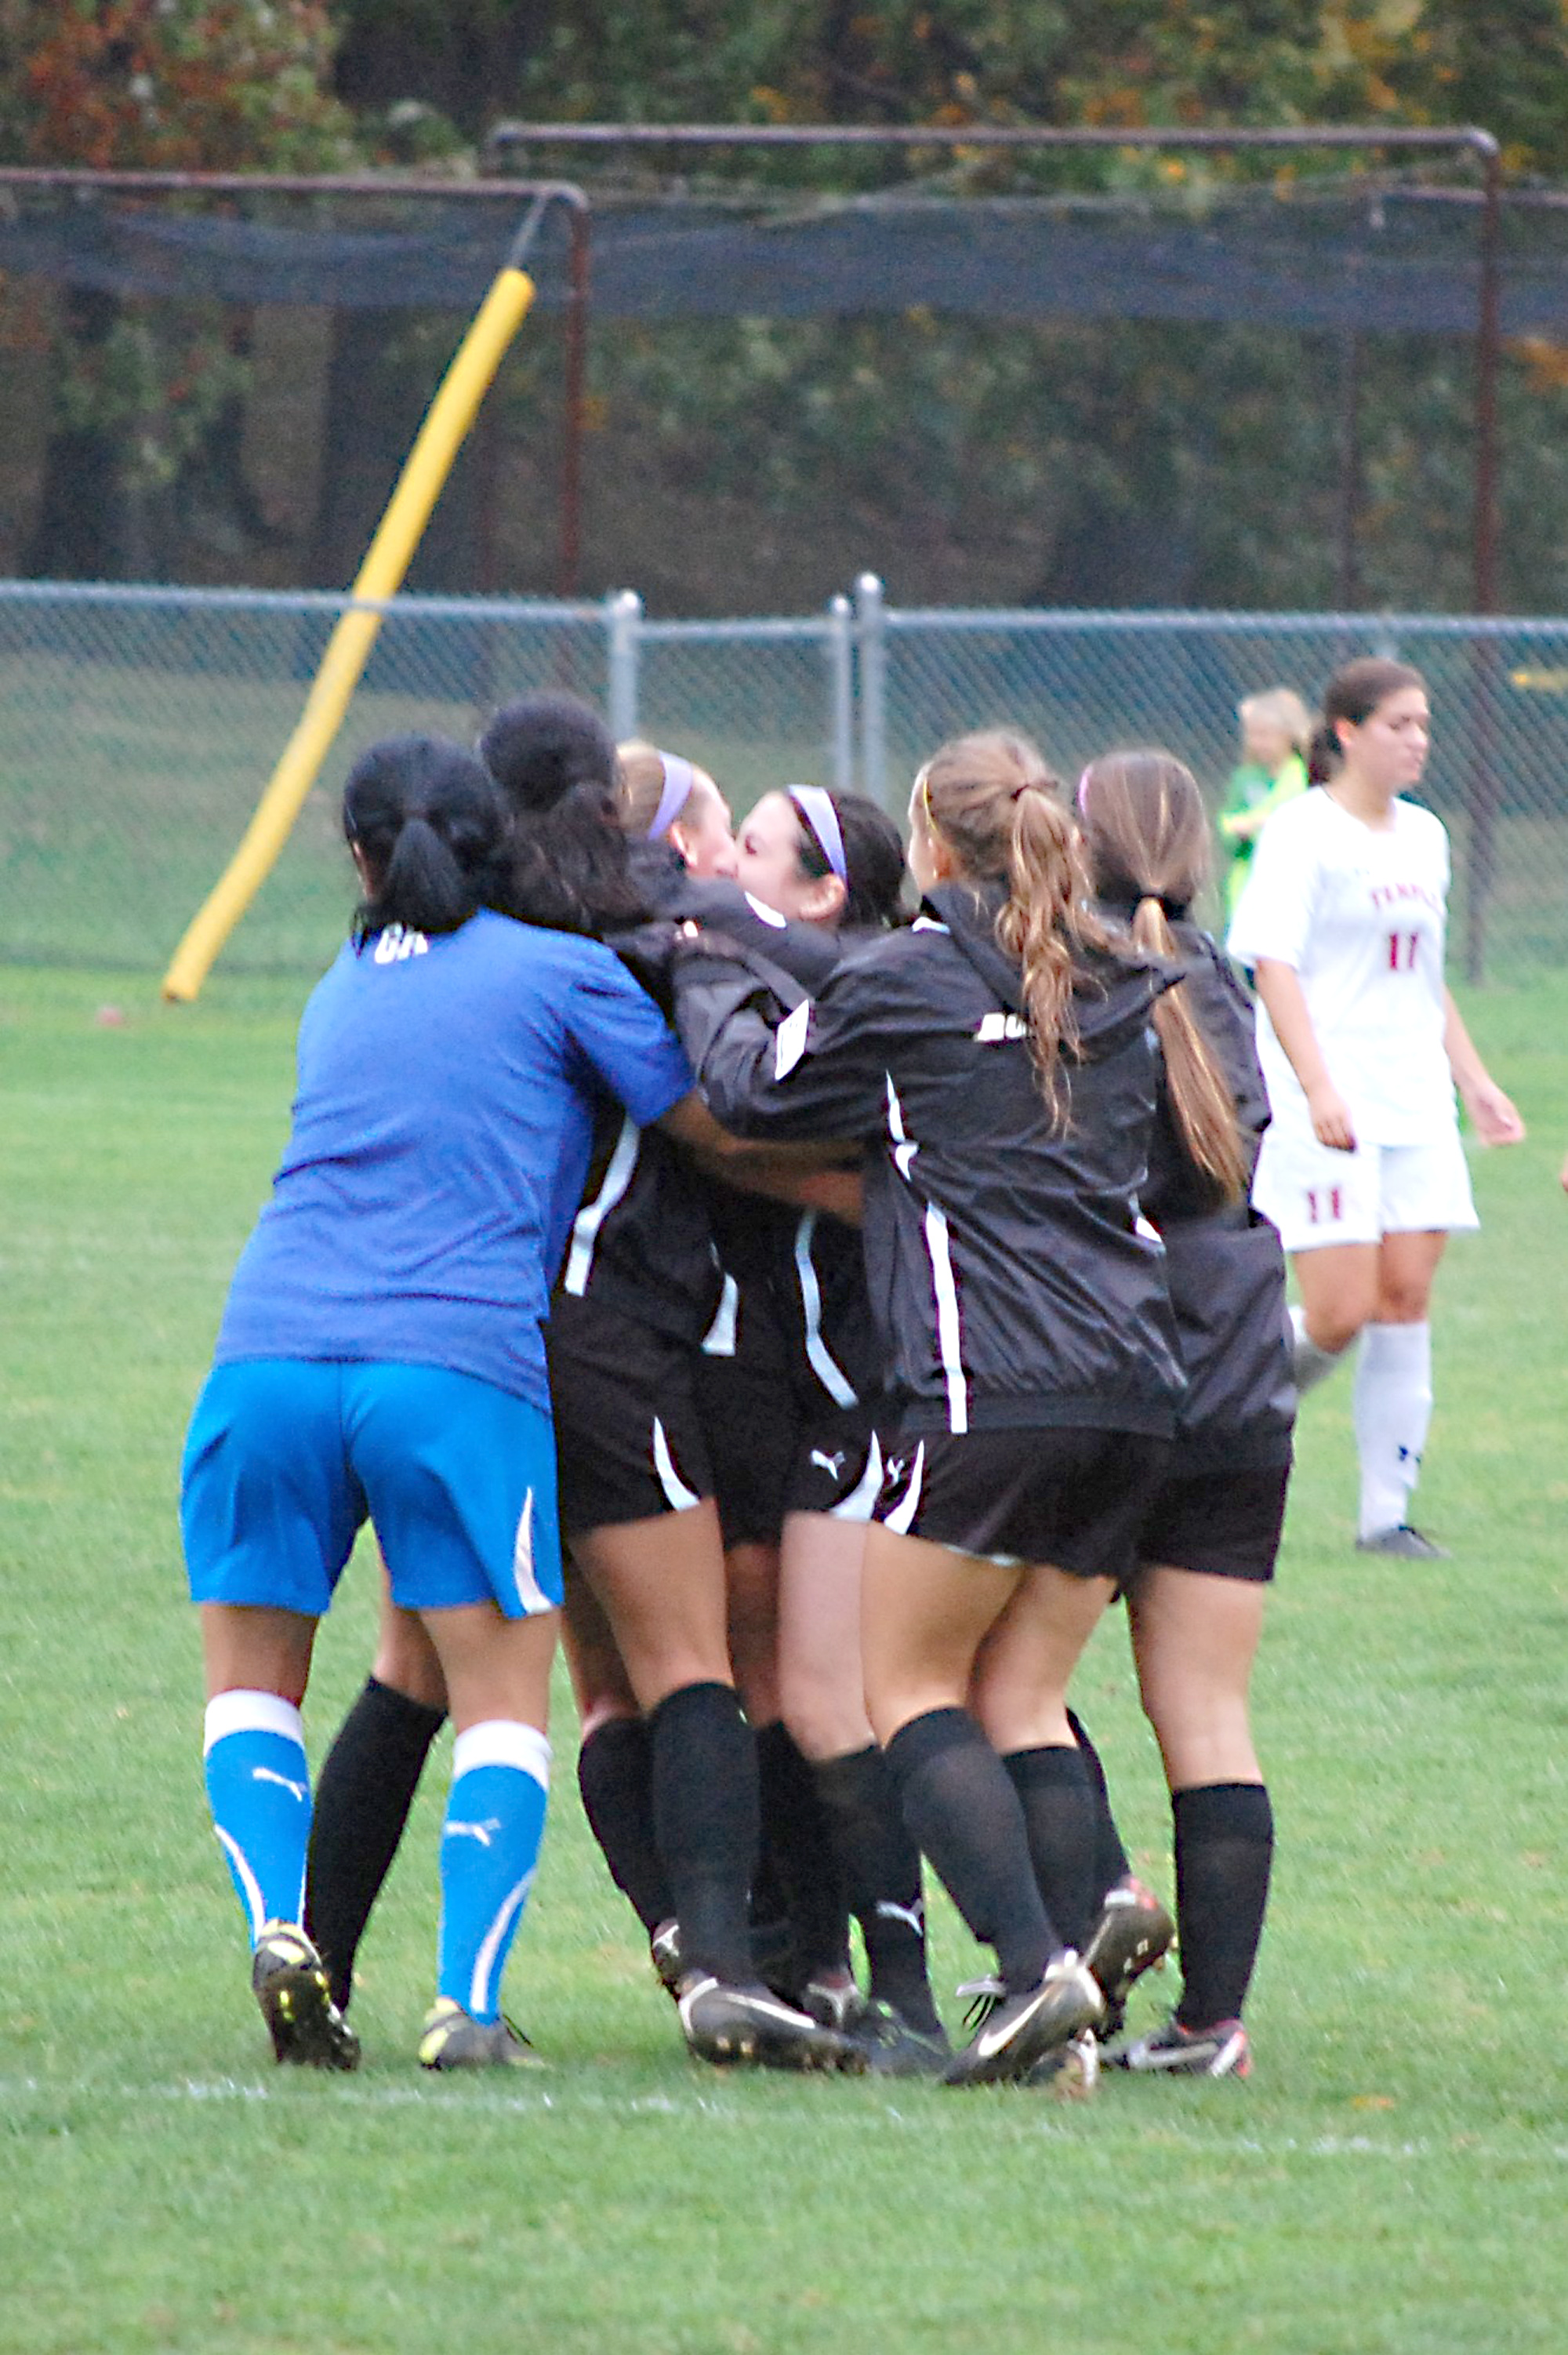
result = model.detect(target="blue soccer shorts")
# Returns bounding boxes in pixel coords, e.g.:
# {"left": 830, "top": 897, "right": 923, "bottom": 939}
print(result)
{"left": 181, "top": 1358, "right": 563, "bottom": 1619}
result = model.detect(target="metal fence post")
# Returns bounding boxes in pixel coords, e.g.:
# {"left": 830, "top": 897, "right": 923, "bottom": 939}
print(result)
{"left": 855, "top": 572, "right": 887, "bottom": 809}
{"left": 607, "top": 588, "right": 642, "bottom": 740}
{"left": 827, "top": 594, "right": 855, "bottom": 794}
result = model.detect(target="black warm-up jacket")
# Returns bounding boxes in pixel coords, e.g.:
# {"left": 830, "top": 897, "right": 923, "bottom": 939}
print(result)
{"left": 556, "top": 845, "right": 840, "bottom": 1346}
{"left": 673, "top": 881, "right": 1187, "bottom": 1439}
{"left": 1104, "top": 905, "right": 1295, "bottom": 1470}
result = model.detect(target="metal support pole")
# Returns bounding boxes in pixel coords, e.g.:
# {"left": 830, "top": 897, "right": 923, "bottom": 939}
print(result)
{"left": 560, "top": 208, "right": 590, "bottom": 596}
{"left": 607, "top": 588, "right": 642, "bottom": 740}
{"left": 855, "top": 572, "right": 887, "bottom": 811}
{"left": 827, "top": 594, "right": 855, "bottom": 794}
{"left": 1335, "top": 326, "right": 1362, "bottom": 612}
{"left": 1466, "top": 136, "right": 1504, "bottom": 983}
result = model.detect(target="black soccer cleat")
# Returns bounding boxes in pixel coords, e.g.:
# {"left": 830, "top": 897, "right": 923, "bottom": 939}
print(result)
{"left": 418, "top": 1997, "right": 543, "bottom": 2070}
{"left": 940, "top": 1953, "right": 1103, "bottom": 2089}
{"left": 1108, "top": 2015, "right": 1251, "bottom": 2077}
{"left": 848, "top": 1999, "right": 952, "bottom": 2078}
{"left": 1081, "top": 1876, "right": 1175, "bottom": 2036}
{"left": 1023, "top": 2026, "right": 1101, "bottom": 2099}
{"left": 676, "top": 1974, "right": 862, "bottom": 2073}
{"left": 251, "top": 1921, "right": 361, "bottom": 2072}
{"left": 797, "top": 1967, "right": 869, "bottom": 2035}
{"left": 1356, "top": 1524, "right": 1450, "bottom": 1560}
{"left": 650, "top": 1917, "right": 684, "bottom": 1999}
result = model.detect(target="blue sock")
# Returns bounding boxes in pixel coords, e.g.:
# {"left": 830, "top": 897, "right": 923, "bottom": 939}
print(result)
{"left": 437, "top": 1721, "right": 551, "bottom": 2024}
{"left": 203, "top": 1690, "right": 312, "bottom": 1946}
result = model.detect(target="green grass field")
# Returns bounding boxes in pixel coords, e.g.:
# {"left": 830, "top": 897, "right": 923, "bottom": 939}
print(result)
{"left": 3, "top": 963, "right": 1566, "bottom": 2355}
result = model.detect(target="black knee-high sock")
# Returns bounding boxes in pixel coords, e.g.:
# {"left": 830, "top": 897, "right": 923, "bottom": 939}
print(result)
{"left": 884, "top": 1707, "right": 1056, "bottom": 1995}
{"left": 648, "top": 1681, "right": 760, "bottom": 1986}
{"left": 813, "top": 1744, "right": 942, "bottom": 2033}
{"left": 1065, "top": 1707, "right": 1131, "bottom": 1902}
{"left": 576, "top": 1717, "right": 671, "bottom": 1937}
{"left": 1171, "top": 1782, "right": 1274, "bottom": 2029}
{"left": 1000, "top": 1744, "right": 1098, "bottom": 1954}
{"left": 755, "top": 1720, "right": 850, "bottom": 1981}
{"left": 305, "top": 1677, "right": 445, "bottom": 2011}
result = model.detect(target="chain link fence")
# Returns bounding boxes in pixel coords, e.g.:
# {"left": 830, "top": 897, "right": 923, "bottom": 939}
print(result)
{"left": 2, "top": 580, "right": 1566, "bottom": 981}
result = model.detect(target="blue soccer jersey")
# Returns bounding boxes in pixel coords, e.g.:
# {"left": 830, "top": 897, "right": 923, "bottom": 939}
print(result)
{"left": 213, "top": 910, "right": 693, "bottom": 1409}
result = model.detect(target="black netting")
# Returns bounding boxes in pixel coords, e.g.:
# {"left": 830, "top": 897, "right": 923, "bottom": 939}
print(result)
{"left": 1, "top": 179, "right": 1560, "bottom": 330}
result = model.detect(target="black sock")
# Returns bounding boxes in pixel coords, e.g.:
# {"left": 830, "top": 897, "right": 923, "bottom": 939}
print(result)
{"left": 1066, "top": 1707, "right": 1131, "bottom": 1901}
{"left": 746, "top": 1843, "right": 796, "bottom": 1985}
{"left": 884, "top": 1707, "right": 1056, "bottom": 1994}
{"left": 813, "top": 1745, "right": 942, "bottom": 2034}
{"left": 755, "top": 1721, "right": 850, "bottom": 1981}
{"left": 648, "top": 1681, "right": 760, "bottom": 1986}
{"left": 1000, "top": 1744, "right": 1098, "bottom": 1954}
{"left": 305, "top": 1676, "right": 445, "bottom": 2011}
{"left": 1171, "top": 1782, "right": 1274, "bottom": 2029}
{"left": 576, "top": 1717, "right": 671, "bottom": 1938}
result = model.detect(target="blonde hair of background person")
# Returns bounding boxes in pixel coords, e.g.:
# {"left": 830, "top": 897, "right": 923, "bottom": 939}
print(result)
{"left": 1217, "top": 688, "right": 1312, "bottom": 919}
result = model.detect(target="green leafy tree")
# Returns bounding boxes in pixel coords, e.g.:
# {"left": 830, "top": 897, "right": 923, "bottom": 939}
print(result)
{"left": 1, "top": 2, "right": 354, "bottom": 576}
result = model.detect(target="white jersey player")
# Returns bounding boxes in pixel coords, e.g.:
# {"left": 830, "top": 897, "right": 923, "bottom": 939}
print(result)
{"left": 1229, "top": 657, "right": 1523, "bottom": 1556}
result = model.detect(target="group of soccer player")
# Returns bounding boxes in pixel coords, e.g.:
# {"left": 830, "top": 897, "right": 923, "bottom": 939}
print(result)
{"left": 180, "top": 652, "right": 1521, "bottom": 2091}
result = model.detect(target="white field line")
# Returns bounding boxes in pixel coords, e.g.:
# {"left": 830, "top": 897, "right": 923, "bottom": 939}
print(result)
{"left": 3, "top": 2075, "right": 1566, "bottom": 2161}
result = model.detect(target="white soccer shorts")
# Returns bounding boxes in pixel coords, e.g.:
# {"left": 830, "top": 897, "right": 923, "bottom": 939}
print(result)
{"left": 1251, "top": 1118, "right": 1479, "bottom": 1253}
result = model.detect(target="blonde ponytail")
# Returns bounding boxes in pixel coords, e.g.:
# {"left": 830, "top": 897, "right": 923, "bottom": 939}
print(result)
{"left": 996, "top": 786, "right": 1100, "bottom": 1124}
{"left": 915, "top": 730, "right": 1109, "bottom": 1124}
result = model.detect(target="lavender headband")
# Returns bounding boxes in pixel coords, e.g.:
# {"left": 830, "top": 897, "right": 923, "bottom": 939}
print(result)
{"left": 648, "top": 751, "right": 696, "bottom": 840}
{"left": 787, "top": 783, "right": 848, "bottom": 885}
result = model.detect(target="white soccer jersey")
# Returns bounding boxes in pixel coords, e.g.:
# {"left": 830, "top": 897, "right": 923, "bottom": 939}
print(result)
{"left": 1227, "top": 787, "right": 1455, "bottom": 1145}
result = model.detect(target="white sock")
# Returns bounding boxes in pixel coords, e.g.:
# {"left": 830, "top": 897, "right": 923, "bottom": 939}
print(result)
{"left": 1352, "top": 1321, "right": 1433, "bottom": 1539}
{"left": 1290, "top": 1304, "right": 1352, "bottom": 1395}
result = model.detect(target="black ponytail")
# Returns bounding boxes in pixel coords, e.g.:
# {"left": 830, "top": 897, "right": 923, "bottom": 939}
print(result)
{"left": 478, "top": 692, "right": 652, "bottom": 936}
{"left": 343, "top": 733, "right": 503, "bottom": 947}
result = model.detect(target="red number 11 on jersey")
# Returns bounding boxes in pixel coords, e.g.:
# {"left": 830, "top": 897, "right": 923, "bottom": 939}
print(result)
{"left": 1387, "top": 930, "right": 1419, "bottom": 972}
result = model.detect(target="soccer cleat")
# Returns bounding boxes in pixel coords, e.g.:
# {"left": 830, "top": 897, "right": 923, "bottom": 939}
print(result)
{"left": 940, "top": 1953, "right": 1103, "bottom": 2089}
{"left": 418, "top": 1997, "right": 543, "bottom": 2070}
{"left": 650, "top": 1917, "right": 683, "bottom": 1997}
{"left": 1081, "top": 1877, "right": 1175, "bottom": 2036}
{"left": 848, "top": 2000, "right": 952, "bottom": 2078}
{"left": 1108, "top": 2015, "right": 1251, "bottom": 2077}
{"left": 251, "top": 1921, "right": 361, "bottom": 2072}
{"left": 676, "top": 1973, "right": 862, "bottom": 2073}
{"left": 1024, "top": 2026, "right": 1100, "bottom": 2099}
{"left": 797, "top": 1967, "right": 869, "bottom": 2035}
{"left": 1356, "top": 1524, "right": 1450, "bottom": 1559}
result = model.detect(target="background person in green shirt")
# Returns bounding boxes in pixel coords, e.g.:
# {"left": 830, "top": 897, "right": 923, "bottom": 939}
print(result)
{"left": 1218, "top": 687, "right": 1312, "bottom": 919}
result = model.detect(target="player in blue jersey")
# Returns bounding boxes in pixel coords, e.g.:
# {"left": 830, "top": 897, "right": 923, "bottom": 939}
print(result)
{"left": 302, "top": 700, "right": 855, "bottom": 2073}
{"left": 181, "top": 731, "right": 695, "bottom": 2072}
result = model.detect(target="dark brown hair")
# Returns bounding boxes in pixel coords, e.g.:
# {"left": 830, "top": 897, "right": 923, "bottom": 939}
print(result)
{"left": 1078, "top": 748, "right": 1247, "bottom": 1202}
{"left": 916, "top": 729, "right": 1105, "bottom": 1121}
{"left": 1308, "top": 658, "right": 1426, "bottom": 786}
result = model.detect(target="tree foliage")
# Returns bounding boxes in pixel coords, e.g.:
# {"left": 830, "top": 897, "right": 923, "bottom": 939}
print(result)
{"left": 0, "top": 0, "right": 351, "bottom": 169}
{"left": 2, "top": 2, "right": 353, "bottom": 575}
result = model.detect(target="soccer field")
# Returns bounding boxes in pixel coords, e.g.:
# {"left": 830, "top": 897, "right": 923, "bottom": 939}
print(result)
{"left": 3, "top": 964, "right": 1565, "bottom": 2355}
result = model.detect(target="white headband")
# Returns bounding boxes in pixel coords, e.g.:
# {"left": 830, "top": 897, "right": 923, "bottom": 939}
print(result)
{"left": 787, "top": 783, "right": 848, "bottom": 885}
{"left": 648, "top": 751, "right": 696, "bottom": 840}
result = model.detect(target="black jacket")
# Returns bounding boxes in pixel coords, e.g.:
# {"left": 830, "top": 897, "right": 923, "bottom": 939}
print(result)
{"left": 675, "top": 881, "right": 1186, "bottom": 1437}
{"left": 557, "top": 845, "right": 842, "bottom": 1346}
{"left": 1115, "top": 911, "right": 1295, "bottom": 1467}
